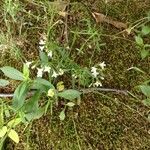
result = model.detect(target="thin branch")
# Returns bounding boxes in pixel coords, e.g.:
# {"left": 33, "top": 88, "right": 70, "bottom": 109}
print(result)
{"left": 0, "top": 87, "right": 128, "bottom": 98}
{"left": 80, "top": 87, "right": 128, "bottom": 95}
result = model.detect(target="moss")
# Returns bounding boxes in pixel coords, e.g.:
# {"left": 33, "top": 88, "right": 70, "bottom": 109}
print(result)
{"left": 1, "top": 0, "right": 150, "bottom": 149}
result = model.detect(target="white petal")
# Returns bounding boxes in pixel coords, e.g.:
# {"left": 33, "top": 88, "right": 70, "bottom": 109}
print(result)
{"left": 99, "top": 62, "right": 106, "bottom": 70}
{"left": 39, "top": 39, "right": 45, "bottom": 45}
{"left": 91, "top": 67, "right": 97, "bottom": 73}
{"left": 44, "top": 66, "right": 51, "bottom": 73}
{"left": 37, "top": 68, "right": 43, "bottom": 77}
{"left": 52, "top": 70, "right": 59, "bottom": 78}
{"left": 48, "top": 51, "right": 52, "bottom": 58}
{"left": 58, "top": 69, "right": 64, "bottom": 75}
{"left": 25, "top": 61, "right": 32, "bottom": 68}
{"left": 39, "top": 45, "right": 44, "bottom": 51}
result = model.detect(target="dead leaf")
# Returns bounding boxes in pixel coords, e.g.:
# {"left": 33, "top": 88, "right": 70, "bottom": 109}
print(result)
{"left": 58, "top": 11, "right": 68, "bottom": 17}
{"left": 92, "top": 12, "right": 127, "bottom": 29}
{"left": 49, "top": 1, "right": 69, "bottom": 12}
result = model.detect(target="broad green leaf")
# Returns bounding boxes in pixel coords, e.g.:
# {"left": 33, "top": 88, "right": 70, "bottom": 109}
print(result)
{"left": 0, "top": 126, "right": 7, "bottom": 137}
{"left": 59, "top": 110, "right": 65, "bottom": 121}
{"left": 23, "top": 91, "right": 40, "bottom": 113}
{"left": 23, "top": 91, "right": 44, "bottom": 121}
{"left": 0, "top": 66, "right": 24, "bottom": 81}
{"left": 13, "top": 82, "right": 30, "bottom": 110}
{"left": 32, "top": 78, "right": 54, "bottom": 91}
{"left": 58, "top": 89, "right": 81, "bottom": 100}
{"left": 7, "top": 118, "right": 22, "bottom": 128}
{"left": 0, "top": 79, "right": 9, "bottom": 87}
{"left": 25, "top": 107, "right": 45, "bottom": 122}
{"left": 141, "top": 26, "right": 150, "bottom": 35}
{"left": 142, "top": 99, "right": 150, "bottom": 106}
{"left": 8, "top": 129, "right": 19, "bottom": 143}
{"left": 141, "top": 49, "right": 149, "bottom": 59}
{"left": 135, "top": 36, "right": 143, "bottom": 46}
{"left": 66, "top": 102, "right": 75, "bottom": 107}
{"left": 39, "top": 51, "right": 48, "bottom": 64}
{"left": 139, "top": 85, "right": 150, "bottom": 97}
{"left": 23, "top": 64, "right": 30, "bottom": 80}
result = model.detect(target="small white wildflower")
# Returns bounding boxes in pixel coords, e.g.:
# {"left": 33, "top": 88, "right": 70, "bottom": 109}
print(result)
{"left": 25, "top": 61, "right": 32, "bottom": 68}
{"left": 93, "top": 81, "right": 102, "bottom": 87}
{"left": 99, "top": 62, "right": 106, "bottom": 70}
{"left": 37, "top": 68, "right": 43, "bottom": 77}
{"left": 72, "top": 74, "right": 77, "bottom": 79}
{"left": 58, "top": 69, "right": 64, "bottom": 75}
{"left": 39, "top": 39, "right": 45, "bottom": 45}
{"left": 39, "top": 45, "right": 44, "bottom": 51}
{"left": 52, "top": 70, "right": 59, "bottom": 78}
{"left": 91, "top": 67, "right": 99, "bottom": 78}
{"left": 44, "top": 66, "right": 51, "bottom": 73}
{"left": 47, "top": 51, "right": 52, "bottom": 58}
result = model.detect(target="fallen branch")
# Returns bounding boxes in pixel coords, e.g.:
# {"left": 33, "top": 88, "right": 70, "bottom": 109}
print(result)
{"left": 92, "top": 12, "right": 127, "bottom": 29}
{"left": 80, "top": 87, "right": 128, "bottom": 95}
{"left": 0, "top": 87, "right": 128, "bottom": 98}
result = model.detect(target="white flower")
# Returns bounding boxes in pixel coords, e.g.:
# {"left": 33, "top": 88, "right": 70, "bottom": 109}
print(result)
{"left": 39, "top": 39, "right": 45, "bottom": 45}
{"left": 39, "top": 45, "right": 44, "bottom": 51}
{"left": 44, "top": 66, "right": 51, "bottom": 73}
{"left": 52, "top": 70, "right": 59, "bottom": 78}
{"left": 58, "top": 69, "right": 64, "bottom": 75}
{"left": 25, "top": 61, "right": 32, "bottom": 68}
{"left": 72, "top": 74, "right": 77, "bottom": 79}
{"left": 37, "top": 68, "right": 43, "bottom": 77}
{"left": 48, "top": 51, "right": 52, "bottom": 58}
{"left": 99, "top": 62, "right": 106, "bottom": 70}
{"left": 91, "top": 67, "right": 99, "bottom": 78}
{"left": 93, "top": 81, "right": 102, "bottom": 87}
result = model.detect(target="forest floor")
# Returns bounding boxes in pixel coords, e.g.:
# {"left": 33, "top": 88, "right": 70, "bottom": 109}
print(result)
{"left": 0, "top": 0, "right": 150, "bottom": 150}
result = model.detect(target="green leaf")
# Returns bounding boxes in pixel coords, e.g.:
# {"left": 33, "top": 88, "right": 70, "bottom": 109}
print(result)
{"left": 142, "top": 99, "right": 150, "bottom": 106}
{"left": 7, "top": 118, "right": 22, "bottom": 128}
{"left": 25, "top": 107, "right": 45, "bottom": 122}
{"left": 8, "top": 129, "right": 19, "bottom": 143}
{"left": 24, "top": 91, "right": 40, "bottom": 113}
{"left": 0, "top": 66, "right": 24, "bottom": 81}
{"left": 0, "top": 126, "right": 7, "bottom": 138}
{"left": 135, "top": 36, "right": 143, "bottom": 46}
{"left": 59, "top": 110, "right": 65, "bottom": 121}
{"left": 23, "top": 91, "right": 44, "bottom": 121}
{"left": 66, "top": 102, "right": 75, "bottom": 107}
{"left": 58, "top": 89, "right": 81, "bottom": 100}
{"left": 32, "top": 78, "right": 54, "bottom": 91}
{"left": 0, "top": 79, "right": 9, "bottom": 87}
{"left": 141, "top": 49, "right": 149, "bottom": 59}
{"left": 139, "top": 85, "right": 150, "bottom": 97}
{"left": 141, "top": 26, "right": 150, "bottom": 35}
{"left": 23, "top": 64, "right": 30, "bottom": 80}
{"left": 39, "top": 51, "right": 48, "bottom": 64}
{"left": 13, "top": 82, "right": 30, "bottom": 110}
